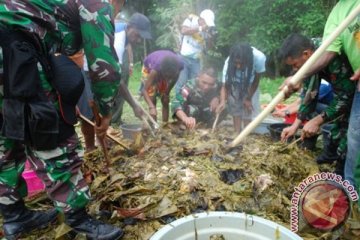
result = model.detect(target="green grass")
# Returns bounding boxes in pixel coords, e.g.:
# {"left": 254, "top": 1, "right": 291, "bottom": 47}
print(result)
{"left": 127, "top": 62, "right": 143, "bottom": 95}
{"left": 120, "top": 63, "right": 293, "bottom": 123}
{"left": 260, "top": 78, "right": 284, "bottom": 96}
{"left": 121, "top": 63, "right": 144, "bottom": 124}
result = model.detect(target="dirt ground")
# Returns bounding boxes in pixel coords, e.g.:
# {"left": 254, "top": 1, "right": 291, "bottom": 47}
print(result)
{"left": 0, "top": 122, "right": 359, "bottom": 240}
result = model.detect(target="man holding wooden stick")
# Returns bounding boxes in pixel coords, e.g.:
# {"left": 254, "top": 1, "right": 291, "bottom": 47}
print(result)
{"left": 282, "top": 0, "right": 360, "bottom": 188}
{"left": 279, "top": 33, "right": 355, "bottom": 177}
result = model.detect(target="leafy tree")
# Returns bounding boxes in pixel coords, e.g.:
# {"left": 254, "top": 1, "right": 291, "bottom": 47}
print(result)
{"left": 143, "top": 0, "right": 337, "bottom": 77}
{"left": 150, "top": 0, "right": 194, "bottom": 52}
{"left": 213, "top": 0, "right": 335, "bottom": 76}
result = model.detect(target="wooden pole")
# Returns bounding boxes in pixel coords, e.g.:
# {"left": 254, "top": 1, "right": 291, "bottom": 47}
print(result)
{"left": 141, "top": 116, "right": 156, "bottom": 137}
{"left": 230, "top": 4, "right": 360, "bottom": 147}
{"left": 211, "top": 113, "right": 220, "bottom": 133}
{"left": 89, "top": 102, "right": 111, "bottom": 173}
{"left": 128, "top": 92, "right": 160, "bottom": 129}
{"left": 79, "top": 113, "right": 130, "bottom": 151}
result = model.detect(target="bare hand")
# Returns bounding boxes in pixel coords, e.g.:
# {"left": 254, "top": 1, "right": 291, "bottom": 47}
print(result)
{"left": 95, "top": 114, "right": 111, "bottom": 140}
{"left": 281, "top": 125, "right": 297, "bottom": 142}
{"left": 209, "top": 97, "right": 220, "bottom": 112}
{"left": 199, "top": 21, "right": 209, "bottom": 31}
{"left": 301, "top": 118, "right": 320, "bottom": 139}
{"left": 272, "top": 109, "right": 286, "bottom": 118}
{"left": 279, "top": 76, "right": 302, "bottom": 98}
{"left": 149, "top": 107, "right": 157, "bottom": 121}
{"left": 243, "top": 99, "right": 253, "bottom": 114}
{"left": 184, "top": 116, "right": 196, "bottom": 129}
{"left": 351, "top": 68, "right": 360, "bottom": 81}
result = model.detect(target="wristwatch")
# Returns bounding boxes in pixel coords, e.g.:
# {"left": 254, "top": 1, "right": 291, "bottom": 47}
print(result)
{"left": 284, "top": 110, "right": 291, "bottom": 118}
{"left": 320, "top": 111, "right": 327, "bottom": 121}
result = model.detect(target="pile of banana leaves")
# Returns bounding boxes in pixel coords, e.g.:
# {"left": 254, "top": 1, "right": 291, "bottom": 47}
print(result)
{"left": 0, "top": 123, "right": 359, "bottom": 240}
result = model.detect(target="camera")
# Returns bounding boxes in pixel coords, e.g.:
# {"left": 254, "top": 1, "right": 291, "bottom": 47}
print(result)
{"left": 207, "top": 26, "right": 218, "bottom": 38}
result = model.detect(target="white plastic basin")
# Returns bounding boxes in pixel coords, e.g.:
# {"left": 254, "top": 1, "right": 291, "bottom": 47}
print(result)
{"left": 150, "top": 211, "right": 302, "bottom": 240}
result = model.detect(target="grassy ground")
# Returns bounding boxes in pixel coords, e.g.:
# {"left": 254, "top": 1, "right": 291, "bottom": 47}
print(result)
{"left": 120, "top": 63, "right": 292, "bottom": 124}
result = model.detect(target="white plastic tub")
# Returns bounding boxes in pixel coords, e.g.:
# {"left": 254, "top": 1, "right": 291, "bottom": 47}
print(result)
{"left": 120, "top": 123, "right": 142, "bottom": 140}
{"left": 150, "top": 211, "right": 302, "bottom": 240}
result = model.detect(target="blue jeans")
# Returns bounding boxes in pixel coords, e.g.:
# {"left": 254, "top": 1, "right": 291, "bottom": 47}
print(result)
{"left": 315, "top": 102, "right": 328, "bottom": 114}
{"left": 175, "top": 56, "right": 200, "bottom": 94}
{"left": 345, "top": 88, "right": 360, "bottom": 187}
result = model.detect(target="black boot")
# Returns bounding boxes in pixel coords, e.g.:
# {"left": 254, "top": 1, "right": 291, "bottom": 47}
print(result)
{"left": 334, "top": 156, "right": 345, "bottom": 178}
{"left": 65, "top": 208, "right": 123, "bottom": 240}
{"left": 0, "top": 200, "right": 58, "bottom": 240}
{"left": 316, "top": 141, "right": 339, "bottom": 164}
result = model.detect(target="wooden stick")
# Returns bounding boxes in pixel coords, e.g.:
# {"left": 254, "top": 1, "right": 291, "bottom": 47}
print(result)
{"left": 128, "top": 92, "right": 160, "bottom": 129}
{"left": 141, "top": 116, "right": 156, "bottom": 137}
{"left": 324, "top": 114, "right": 344, "bottom": 125}
{"left": 230, "top": 4, "right": 360, "bottom": 148}
{"left": 79, "top": 113, "right": 130, "bottom": 151}
{"left": 279, "top": 137, "right": 303, "bottom": 152}
{"left": 211, "top": 113, "right": 220, "bottom": 133}
{"left": 89, "top": 102, "right": 111, "bottom": 172}
{"left": 142, "top": 105, "right": 159, "bottom": 130}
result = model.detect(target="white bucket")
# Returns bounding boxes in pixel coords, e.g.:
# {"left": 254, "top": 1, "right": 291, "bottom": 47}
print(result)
{"left": 150, "top": 211, "right": 302, "bottom": 240}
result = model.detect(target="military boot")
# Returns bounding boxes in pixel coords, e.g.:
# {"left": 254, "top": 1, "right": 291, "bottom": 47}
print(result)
{"left": 0, "top": 200, "right": 58, "bottom": 240}
{"left": 334, "top": 155, "right": 345, "bottom": 178}
{"left": 316, "top": 141, "right": 339, "bottom": 164}
{"left": 65, "top": 208, "right": 123, "bottom": 240}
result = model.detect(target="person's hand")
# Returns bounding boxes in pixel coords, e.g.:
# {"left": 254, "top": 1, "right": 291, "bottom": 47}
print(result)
{"left": 183, "top": 116, "right": 196, "bottom": 129}
{"left": 279, "top": 76, "right": 302, "bottom": 98}
{"left": 209, "top": 97, "right": 220, "bottom": 112}
{"left": 243, "top": 99, "right": 253, "bottom": 114}
{"left": 301, "top": 118, "right": 320, "bottom": 139}
{"left": 281, "top": 125, "right": 297, "bottom": 142}
{"left": 94, "top": 114, "right": 111, "bottom": 140}
{"left": 149, "top": 107, "right": 157, "bottom": 120}
{"left": 272, "top": 109, "right": 286, "bottom": 118}
{"left": 198, "top": 22, "right": 209, "bottom": 32}
{"left": 216, "top": 101, "right": 226, "bottom": 114}
{"left": 351, "top": 68, "right": 360, "bottom": 81}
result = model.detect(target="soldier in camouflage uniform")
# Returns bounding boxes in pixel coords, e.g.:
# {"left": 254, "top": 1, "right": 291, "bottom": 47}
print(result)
{"left": 0, "top": 1, "right": 127, "bottom": 239}
{"left": 172, "top": 68, "right": 223, "bottom": 129}
{"left": 279, "top": 33, "right": 355, "bottom": 176}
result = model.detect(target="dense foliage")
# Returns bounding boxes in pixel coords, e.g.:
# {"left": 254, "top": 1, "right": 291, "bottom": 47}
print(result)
{"left": 124, "top": 0, "right": 338, "bottom": 77}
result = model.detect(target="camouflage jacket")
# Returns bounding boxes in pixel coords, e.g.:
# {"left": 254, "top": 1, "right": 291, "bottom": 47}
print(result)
{"left": 0, "top": 0, "right": 121, "bottom": 116}
{"left": 298, "top": 38, "right": 356, "bottom": 121}
{"left": 172, "top": 78, "right": 219, "bottom": 116}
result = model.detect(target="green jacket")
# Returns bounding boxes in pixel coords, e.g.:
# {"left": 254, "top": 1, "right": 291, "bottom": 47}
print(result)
{"left": 0, "top": 0, "right": 121, "bottom": 116}
{"left": 172, "top": 78, "right": 219, "bottom": 117}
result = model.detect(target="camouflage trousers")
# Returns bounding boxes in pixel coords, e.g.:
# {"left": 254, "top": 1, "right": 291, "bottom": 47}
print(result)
{"left": 329, "top": 118, "right": 349, "bottom": 159}
{"left": 0, "top": 134, "right": 91, "bottom": 212}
